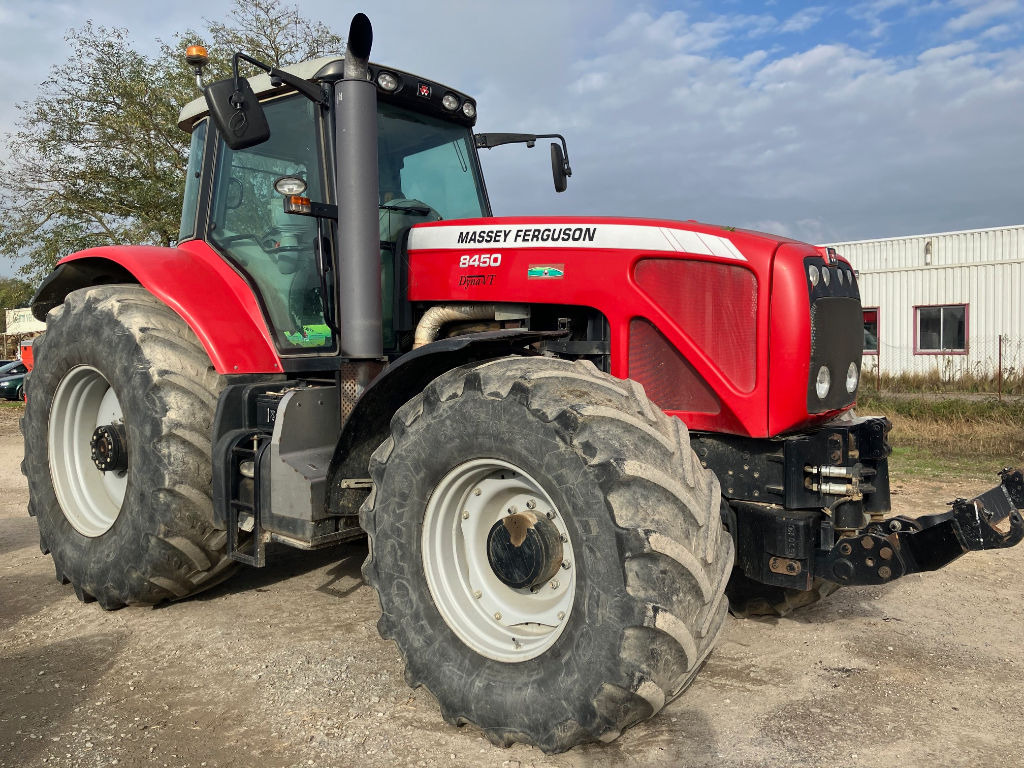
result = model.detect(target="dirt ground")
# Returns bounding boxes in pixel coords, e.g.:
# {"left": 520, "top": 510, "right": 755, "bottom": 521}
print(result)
{"left": 2, "top": 403, "right": 1022, "bottom": 768}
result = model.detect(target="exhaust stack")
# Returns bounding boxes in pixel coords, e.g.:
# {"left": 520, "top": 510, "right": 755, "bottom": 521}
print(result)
{"left": 335, "top": 13, "right": 382, "bottom": 359}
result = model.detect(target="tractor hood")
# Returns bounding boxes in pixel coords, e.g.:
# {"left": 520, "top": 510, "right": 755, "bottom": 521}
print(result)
{"left": 406, "top": 216, "right": 858, "bottom": 439}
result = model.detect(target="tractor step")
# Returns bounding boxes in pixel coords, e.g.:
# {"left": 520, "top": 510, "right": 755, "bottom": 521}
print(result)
{"left": 225, "top": 431, "right": 272, "bottom": 567}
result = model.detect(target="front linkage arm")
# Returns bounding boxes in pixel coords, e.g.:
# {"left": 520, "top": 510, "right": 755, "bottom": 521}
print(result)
{"left": 817, "top": 469, "right": 1024, "bottom": 585}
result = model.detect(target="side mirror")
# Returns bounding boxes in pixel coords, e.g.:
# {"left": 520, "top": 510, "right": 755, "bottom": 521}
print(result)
{"left": 551, "top": 143, "right": 568, "bottom": 193}
{"left": 204, "top": 77, "right": 270, "bottom": 151}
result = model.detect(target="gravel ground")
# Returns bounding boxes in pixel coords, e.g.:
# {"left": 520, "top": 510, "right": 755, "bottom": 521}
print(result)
{"left": 2, "top": 403, "right": 1022, "bottom": 768}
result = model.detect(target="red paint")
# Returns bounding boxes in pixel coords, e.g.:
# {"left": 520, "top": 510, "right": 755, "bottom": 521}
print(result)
{"left": 408, "top": 216, "right": 855, "bottom": 438}
{"left": 57, "top": 242, "right": 281, "bottom": 374}
{"left": 19, "top": 340, "right": 34, "bottom": 371}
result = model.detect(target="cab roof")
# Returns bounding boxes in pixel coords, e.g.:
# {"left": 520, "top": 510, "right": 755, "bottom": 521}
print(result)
{"left": 177, "top": 57, "right": 479, "bottom": 132}
{"left": 178, "top": 57, "right": 339, "bottom": 131}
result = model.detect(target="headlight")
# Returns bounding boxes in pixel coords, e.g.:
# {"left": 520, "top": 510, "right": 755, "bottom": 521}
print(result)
{"left": 273, "top": 176, "right": 307, "bottom": 196}
{"left": 441, "top": 93, "right": 459, "bottom": 111}
{"left": 846, "top": 362, "right": 859, "bottom": 393}
{"left": 376, "top": 71, "right": 399, "bottom": 91}
{"left": 462, "top": 101, "right": 476, "bottom": 118}
{"left": 821, "top": 266, "right": 831, "bottom": 286}
{"left": 808, "top": 265, "right": 820, "bottom": 287}
{"left": 815, "top": 366, "right": 831, "bottom": 400}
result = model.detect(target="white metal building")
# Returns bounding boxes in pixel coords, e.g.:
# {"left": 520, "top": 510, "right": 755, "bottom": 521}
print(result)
{"left": 824, "top": 224, "right": 1024, "bottom": 379}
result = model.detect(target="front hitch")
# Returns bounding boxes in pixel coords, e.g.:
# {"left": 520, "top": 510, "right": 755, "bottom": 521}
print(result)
{"left": 817, "top": 468, "right": 1024, "bottom": 585}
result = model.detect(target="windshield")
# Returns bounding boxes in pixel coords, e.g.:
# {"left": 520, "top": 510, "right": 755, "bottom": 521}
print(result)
{"left": 377, "top": 102, "right": 486, "bottom": 243}
{"left": 208, "top": 95, "right": 332, "bottom": 352}
{"left": 203, "top": 95, "right": 488, "bottom": 355}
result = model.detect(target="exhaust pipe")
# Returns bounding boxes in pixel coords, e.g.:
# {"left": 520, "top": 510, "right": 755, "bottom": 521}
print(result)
{"left": 335, "top": 13, "right": 381, "bottom": 359}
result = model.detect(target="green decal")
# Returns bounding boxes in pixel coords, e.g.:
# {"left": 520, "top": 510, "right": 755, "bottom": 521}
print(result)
{"left": 284, "top": 324, "right": 333, "bottom": 347}
{"left": 527, "top": 264, "right": 565, "bottom": 279}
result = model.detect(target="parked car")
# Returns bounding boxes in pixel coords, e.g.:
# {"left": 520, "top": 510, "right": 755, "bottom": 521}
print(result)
{"left": 0, "top": 360, "right": 28, "bottom": 400}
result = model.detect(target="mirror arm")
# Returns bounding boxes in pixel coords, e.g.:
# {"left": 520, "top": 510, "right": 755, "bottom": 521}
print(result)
{"left": 230, "top": 52, "right": 328, "bottom": 108}
{"left": 475, "top": 132, "right": 572, "bottom": 177}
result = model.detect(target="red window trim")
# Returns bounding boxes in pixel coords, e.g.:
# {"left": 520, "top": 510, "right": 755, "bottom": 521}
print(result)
{"left": 862, "top": 306, "right": 879, "bottom": 356}
{"left": 913, "top": 303, "right": 969, "bottom": 356}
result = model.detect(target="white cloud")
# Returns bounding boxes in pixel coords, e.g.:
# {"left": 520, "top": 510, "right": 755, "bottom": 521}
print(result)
{"left": 780, "top": 7, "right": 826, "bottom": 34}
{"left": 2, "top": 0, "right": 1023, "bottom": 275}
{"left": 945, "top": 0, "right": 1019, "bottom": 33}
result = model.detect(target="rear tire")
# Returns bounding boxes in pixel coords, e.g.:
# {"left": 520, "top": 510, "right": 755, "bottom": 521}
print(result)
{"left": 361, "top": 357, "right": 734, "bottom": 752}
{"left": 22, "top": 285, "right": 235, "bottom": 609}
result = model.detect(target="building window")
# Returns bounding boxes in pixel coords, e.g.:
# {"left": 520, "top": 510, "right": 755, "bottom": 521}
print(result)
{"left": 862, "top": 308, "right": 878, "bottom": 355}
{"left": 915, "top": 304, "right": 967, "bottom": 354}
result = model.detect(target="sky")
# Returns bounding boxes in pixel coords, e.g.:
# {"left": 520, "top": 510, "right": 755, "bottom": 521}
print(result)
{"left": 1, "top": 0, "right": 1022, "bottom": 277}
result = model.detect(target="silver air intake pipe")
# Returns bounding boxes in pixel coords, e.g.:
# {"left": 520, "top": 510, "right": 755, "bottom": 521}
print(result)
{"left": 335, "top": 13, "right": 382, "bottom": 359}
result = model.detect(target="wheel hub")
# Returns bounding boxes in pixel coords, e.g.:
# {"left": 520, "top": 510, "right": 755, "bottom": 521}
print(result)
{"left": 422, "top": 458, "right": 577, "bottom": 662}
{"left": 48, "top": 365, "right": 128, "bottom": 537}
{"left": 90, "top": 424, "right": 128, "bottom": 473}
{"left": 486, "top": 513, "right": 563, "bottom": 589}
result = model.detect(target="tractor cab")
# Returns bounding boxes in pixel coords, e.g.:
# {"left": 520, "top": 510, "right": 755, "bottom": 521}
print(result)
{"left": 177, "top": 56, "right": 490, "bottom": 357}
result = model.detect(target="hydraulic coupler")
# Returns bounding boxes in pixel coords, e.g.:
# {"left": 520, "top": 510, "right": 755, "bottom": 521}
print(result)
{"left": 816, "top": 468, "right": 1024, "bottom": 585}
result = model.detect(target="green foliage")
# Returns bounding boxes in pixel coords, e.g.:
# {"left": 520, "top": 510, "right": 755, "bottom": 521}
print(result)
{"left": 0, "top": 0, "right": 342, "bottom": 283}
{"left": 0, "top": 277, "right": 35, "bottom": 333}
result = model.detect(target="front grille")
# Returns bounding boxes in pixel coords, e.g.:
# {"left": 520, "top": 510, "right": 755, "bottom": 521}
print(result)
{"left": 804, "top": 254, "right": 863, "bottom": 413}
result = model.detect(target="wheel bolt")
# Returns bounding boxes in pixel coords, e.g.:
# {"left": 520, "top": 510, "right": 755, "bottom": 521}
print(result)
{"left": 473, "top": 488, "right": 481, "bottom": 496}
{"left": 550, "top": 580, "right": 559, "bottom": 590}
{"left": 473, "top": 590, "right": 482, "bottom": 599}
{"left": 507, "top": 505, "right": 517, "bottom": 515}
{"left": 546, "top": 510, "right": 556, "bottom": 520}
{"left": 494, "top": 612, "right": 502, "bottom": 621}
{"left": 526, "top": 499, "right": 537, "bottom": 509}
{"left": 561, "top": 560, "right": 571, "bottom": 570}
{"left": 462, "top": 511, "right": 469, "bottom": 519}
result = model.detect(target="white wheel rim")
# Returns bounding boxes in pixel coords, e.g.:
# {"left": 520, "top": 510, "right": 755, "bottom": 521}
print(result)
{"left": 48, "top": 365, "right": 127, "bottom": 537}
{"left": 422, "top": 459, "right": 576, "bottom": 663}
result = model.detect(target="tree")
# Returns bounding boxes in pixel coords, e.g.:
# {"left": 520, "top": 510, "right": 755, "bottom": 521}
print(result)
{"left": 0, "top": 277, "right": 35, "bottom": 333}
{"left": 0, "top": 0, "right": 343, "bottom": 283}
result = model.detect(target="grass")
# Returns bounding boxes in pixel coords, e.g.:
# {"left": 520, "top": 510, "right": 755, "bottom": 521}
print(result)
{"left": 858, "top": 393, "right": 1024, "bottom": 480}
{"left": 862, "top": 369, "right": 1024, "bottom": 396}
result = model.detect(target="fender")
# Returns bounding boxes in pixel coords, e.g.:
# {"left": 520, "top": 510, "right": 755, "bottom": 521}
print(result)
{"left": 31, "top": 241, "right": 282, "bottom": 374}
{"left": 325, "top": 329, "right": 566, "bottom": 516}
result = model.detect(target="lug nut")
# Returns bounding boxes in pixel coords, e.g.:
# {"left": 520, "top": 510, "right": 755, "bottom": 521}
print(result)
{"left": 560, "top": 534, "right": 568, "bottom": 543}
{"left": 462, "top": 511, "right": 470, "bottom": 520}
{"left": 550, "top": 580, "right": 560, "bottom": 590}
{"left": 561, "top": 560, "right": 571, "bottom": 570}
{"left": 507, "top": 505, "right": 517, "bottom": 516}
{"left": 557, "top": 611, "right": 565, "bottom": 620}
{"left": 473, "top": 488, "right": 481, "bottom": 496}
{"left": 494, "top": 612, "right": 502, "bottom": 621}
{"left": 526, "top": 499, "right": 537, "bottom": 510}
{"left": 473, "top": 590, "right": 482, "bottom": 599}
{"left": 546, "top": 510, "right": 556, "bottom": 520}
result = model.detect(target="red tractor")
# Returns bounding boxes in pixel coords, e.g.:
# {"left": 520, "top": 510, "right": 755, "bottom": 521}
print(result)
{"left": 22, "top": 14, "right": 1023, "bottom": 753}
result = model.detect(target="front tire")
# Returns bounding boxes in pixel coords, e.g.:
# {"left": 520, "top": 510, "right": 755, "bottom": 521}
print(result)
{"left": 22, "top": 285, "right": 235, "bottom": 609}
{"left": 361, "top": 357, "right": 734, "bottom": 752}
